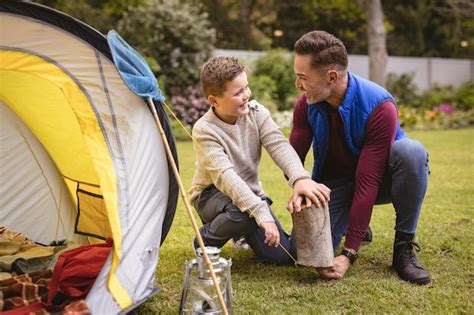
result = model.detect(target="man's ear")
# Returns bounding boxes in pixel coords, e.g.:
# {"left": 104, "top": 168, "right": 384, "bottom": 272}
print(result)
{"left": 208, "top": 95, "right": 217, "bottom": 107}
{"left": 327, "top": 70, "right": 339, "bottom": 84}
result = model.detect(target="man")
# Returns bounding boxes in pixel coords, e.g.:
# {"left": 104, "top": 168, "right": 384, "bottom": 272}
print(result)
{"left": 289, "top": 30, "right": 430, "bottom": 285}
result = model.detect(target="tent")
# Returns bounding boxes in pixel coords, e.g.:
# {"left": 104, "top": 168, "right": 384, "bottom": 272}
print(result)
{"left": 0, "top": 0, "right": 179, "bottom": 313}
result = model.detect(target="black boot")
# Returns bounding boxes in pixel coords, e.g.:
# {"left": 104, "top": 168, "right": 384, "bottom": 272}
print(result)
{"left": 361, "top": 226, "right": 373, "bottom": 245}
{"left": 392, "top": 231, "right": 430, "bottom": 285}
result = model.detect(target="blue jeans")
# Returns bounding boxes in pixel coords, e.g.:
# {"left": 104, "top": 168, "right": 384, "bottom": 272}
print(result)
{"left": 194, "top": 185, "right": 297, "bottom": 265}
{"left": 325, "top": 138, "right": 429, "bottom": 249}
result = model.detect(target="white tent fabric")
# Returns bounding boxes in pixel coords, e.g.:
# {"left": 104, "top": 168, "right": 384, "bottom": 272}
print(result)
{"left": 0, "top": 101, "right": 82, "bottom": 245}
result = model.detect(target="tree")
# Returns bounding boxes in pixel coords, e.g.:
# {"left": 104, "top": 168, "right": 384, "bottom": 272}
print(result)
{"left": 239, "top": 0, "right": 254, "bottom": 48}
{"left": 359, "top": 0, "right": 387, "bottom": 86}
{"left": 201, "top": 0, "right": 277, "bottom": 49}
{"left": 34, "top": 0, "right": 145, "bottom": 33}
{"left": 201, "top": 0, "right": 473, "bottom": 58}
{"left": 117, "top": 0, "right": 216, "bottom": 94}
{"left": 383, "top": 0, "right": 474, "bottom": 58}
{"left": 273, "top": 1, "right": 367, "bottom": 53}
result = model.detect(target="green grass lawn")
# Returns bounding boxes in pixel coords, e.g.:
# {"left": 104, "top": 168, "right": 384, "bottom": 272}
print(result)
{"left": 134, "top": 128, "right": 473, "bottom": 314}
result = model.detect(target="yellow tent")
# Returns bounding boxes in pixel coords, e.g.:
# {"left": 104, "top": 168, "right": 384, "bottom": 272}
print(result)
{"left": 0, "top": 1, "right": 178, "bottom": 312}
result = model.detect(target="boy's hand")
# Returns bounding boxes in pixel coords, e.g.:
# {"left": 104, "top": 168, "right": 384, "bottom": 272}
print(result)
{"left": 261, "top": 222, "right": 280, "bottom": 247}
{"left": 288, "top": 179, "right": 331, "bottom": 213}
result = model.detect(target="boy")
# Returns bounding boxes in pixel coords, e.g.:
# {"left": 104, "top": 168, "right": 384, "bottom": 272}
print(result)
{"left": 189, "top": 56, "right": 337, "bottom": 277}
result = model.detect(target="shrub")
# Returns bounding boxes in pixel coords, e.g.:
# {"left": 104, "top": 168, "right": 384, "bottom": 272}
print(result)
{"left": 386, "top": 72, "right": 422, "bottom": 108}
{"left": 252, "top": 49, "right": 299, "bottom": 111}
{"left": 169, "top": 118, "right": 193, "bottom": 142}
{"left": 421, "top": 84, "right": 456, "bottom": 110}
{"left": 170, "top": 85, "right": 209, "bottom": 127}
{"left": 271, "top": 111, "right": 293, "bottom": 129}
{"left": 248, "top": 74, "right": 279, "bottom": 113}
{"left": 387, "top": 73, "right": 473, "bottom": 113}
{"left": 420, "top": 81, "right": 473, "bottom": 112}
{"left": 452, "top": 81, "right": 474, "bottom": 111}
{"left": 398, "top": 106, "right": 421, "bottom": 128}
{"left": 398, "top": 106, "right": 474, "bottom": 130}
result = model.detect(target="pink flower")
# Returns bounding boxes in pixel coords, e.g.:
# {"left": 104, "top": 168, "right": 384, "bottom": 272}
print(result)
{"left": 437, "top": 103, "right": 454, "bottom": 115}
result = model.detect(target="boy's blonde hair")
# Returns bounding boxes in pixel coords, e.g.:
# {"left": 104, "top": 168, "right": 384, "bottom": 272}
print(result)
{"left": 200, "top": 56, "right": 247, "bottom": 98}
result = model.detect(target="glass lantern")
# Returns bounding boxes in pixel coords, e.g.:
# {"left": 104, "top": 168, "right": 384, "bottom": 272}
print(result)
{"left": 179, "top": 246, "right": 233, "bottom": 314}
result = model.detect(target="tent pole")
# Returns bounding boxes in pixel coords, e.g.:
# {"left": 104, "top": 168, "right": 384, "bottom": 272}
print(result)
{"left": 147, "top": 98, "right": 229, "bottom": 315}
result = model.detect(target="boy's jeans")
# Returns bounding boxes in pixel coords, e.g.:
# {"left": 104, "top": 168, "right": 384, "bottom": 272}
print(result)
{"left": 194, "top": 185, "right": 296, "bottom": 265}
{"left": 325, "top": 138, "right": 430, "bottom": 249}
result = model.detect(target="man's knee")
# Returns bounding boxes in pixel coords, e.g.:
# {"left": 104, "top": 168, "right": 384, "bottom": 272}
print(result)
{"left": 391, "top": 138, "right": 428, "bottom": 167}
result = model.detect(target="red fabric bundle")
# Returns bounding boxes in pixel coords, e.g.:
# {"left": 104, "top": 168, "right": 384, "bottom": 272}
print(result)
{"left": 47, "top": 238, "right": 113, "bottom": 305}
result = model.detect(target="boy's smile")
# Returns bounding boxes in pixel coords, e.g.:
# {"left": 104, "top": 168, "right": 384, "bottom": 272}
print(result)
{"left": 209, "top": 72, "right": 251, "bottom": 124}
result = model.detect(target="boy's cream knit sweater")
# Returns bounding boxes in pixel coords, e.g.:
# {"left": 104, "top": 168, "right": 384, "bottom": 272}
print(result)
{"left": 189, "top": 101, "right": 310, "bottom": 225}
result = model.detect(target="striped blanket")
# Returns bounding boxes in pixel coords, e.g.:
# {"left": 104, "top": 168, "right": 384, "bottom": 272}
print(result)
{"left": 0, "top": 269, "right": 51, "bottom": 312}
{"left": 0, "top": 263, "right": 90, "bottom": 314}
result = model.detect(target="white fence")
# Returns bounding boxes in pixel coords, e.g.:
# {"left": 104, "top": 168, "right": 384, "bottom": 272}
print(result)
{"left": 213, "top": 49, "right": 474, "bottom": 91}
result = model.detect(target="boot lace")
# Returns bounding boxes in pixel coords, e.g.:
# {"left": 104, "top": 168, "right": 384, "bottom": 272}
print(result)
{"left": 395, "top": 240, "right": 422, "bottom": 268}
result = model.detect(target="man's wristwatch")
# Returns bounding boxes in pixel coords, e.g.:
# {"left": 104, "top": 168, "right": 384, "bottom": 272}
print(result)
{"left": 341, "top": 248, "right": 358, "bottom": 264}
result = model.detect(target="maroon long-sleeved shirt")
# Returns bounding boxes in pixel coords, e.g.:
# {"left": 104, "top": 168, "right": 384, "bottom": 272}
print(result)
{"left": 289, "top": 94, "right": 397, "bottom": 250}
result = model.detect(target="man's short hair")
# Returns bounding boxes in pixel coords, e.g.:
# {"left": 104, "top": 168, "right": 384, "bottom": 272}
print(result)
{"left": 200, "top": 56, "right": 247, "bottom": 98}
{"left": 294, "top": 30, "right": 348, "bottom": 71}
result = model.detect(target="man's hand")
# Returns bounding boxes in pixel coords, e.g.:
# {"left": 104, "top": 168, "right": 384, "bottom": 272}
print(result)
{"left": 316, "top": 267, "right": 342, "bottom": 280}
{"left": 332, "top": 255, "right": 351, "bottom": 278}
{"left": 261, "top": 222, "right": 280, "bottom": 247}
{"left": 288, "top": 178, "right": 331, "bottom": 213}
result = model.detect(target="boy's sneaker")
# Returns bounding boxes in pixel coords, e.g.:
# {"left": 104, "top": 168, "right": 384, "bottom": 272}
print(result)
{"left": 232, "top": 237, "right": 250, "bottom": 250}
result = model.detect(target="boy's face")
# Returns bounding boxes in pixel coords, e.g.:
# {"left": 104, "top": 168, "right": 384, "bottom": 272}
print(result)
{"left": 208, "top": 71, "right": 251, "bottom": 124}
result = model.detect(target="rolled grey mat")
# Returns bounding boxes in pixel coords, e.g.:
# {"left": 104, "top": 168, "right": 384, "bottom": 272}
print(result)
{"left": 292, "top": 204, "right": 334, "bottom": 268}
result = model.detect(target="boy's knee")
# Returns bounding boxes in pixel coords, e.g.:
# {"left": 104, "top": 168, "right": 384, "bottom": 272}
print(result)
{"left": 227, "top": 209, "right": 257, "bottom": 228}
{"left": 213, "top": 209, "right": 257, "bottom": 238}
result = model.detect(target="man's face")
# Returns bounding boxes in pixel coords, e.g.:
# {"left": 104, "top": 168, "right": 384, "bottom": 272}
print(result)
{"left": 294, "top": 54, "right": 331, "bottom": 104}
